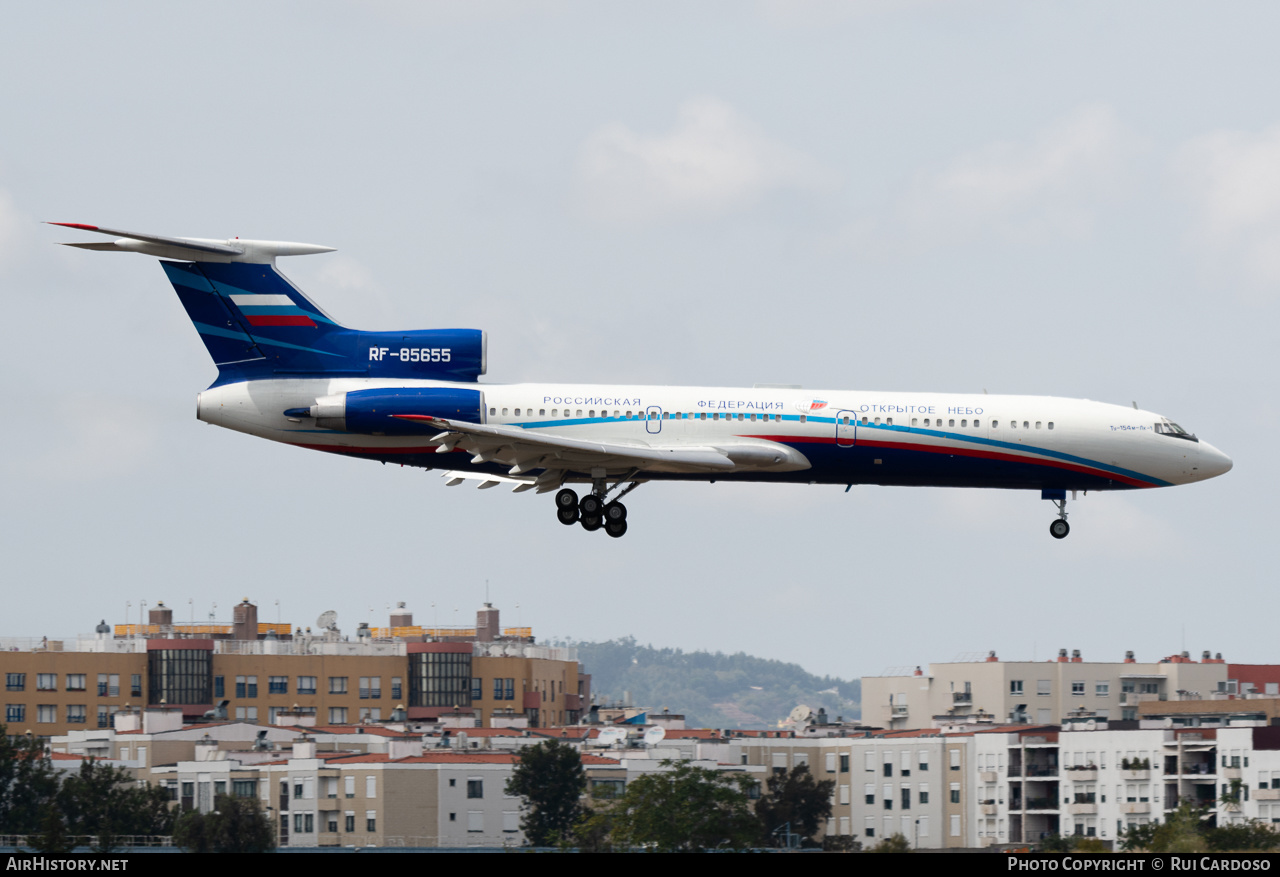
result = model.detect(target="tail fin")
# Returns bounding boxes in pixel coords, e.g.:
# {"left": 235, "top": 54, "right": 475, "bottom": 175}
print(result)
{"left": 53, "top": 223, "right": 487, "bottom": 384}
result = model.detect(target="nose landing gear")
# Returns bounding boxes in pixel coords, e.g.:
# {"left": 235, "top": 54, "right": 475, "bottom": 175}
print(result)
{"left": 1048, "top": 495, "right": 1070, "bottom": 539}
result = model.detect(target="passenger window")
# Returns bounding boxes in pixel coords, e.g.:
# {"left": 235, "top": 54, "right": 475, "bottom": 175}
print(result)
{"left": 713, "top": 413, "right": 719, "bottom": 420}
{"left": 924, "top": 418, "right": 930, "bottom": 427}
{"left": 949, "top": 419, "right": 955, "bottom": 427}
{"left": 974, "top": 420, "right": 980, "bottom": 428}
{"left": 540, "top": 409, "right": 546, "bottom": 416}
{"left": 874, "top": 417, "right": 880, "bottom": 424}
{"left": 842, "top": 416, "right": 850, "bottom": 425}
{"left": 992, "top": 420, "right": 998, "bottom": 428}
{"left": 862, "top": 417, "right": 868, "bottom": 424}
{"left": 700, "top": 412, "right": 706, "bottom": 420}
{"left": 911, "top": 418, "right": 918, "bottom": 427}
{"left": 961, "top": 419, "right": 967, "bottom": 427}
{"left": 749, "top": 413, "right": 756, "bottom": 421}
{"left": 886, "top": 418, "right": 893, "bottom": 425}
{"left": 799, "top": 414, "right": 806, "bottom": 423}
{"left": 502, "top": 408, "right": 508, "bottom": 416}
{"left": 1048, "top": 422, "right": 1055, "bottom": 430}
{"left": 1023, "top": 421, "right": 1029, "bottom": 429}
{"left": 489, "top": 408, "right": 496, "bottom": 416}
{"left": 514, "top": 408, "right": 520, "bottom": 416}
{"left": 1010, "top": 420, "right": 1017, "bottom": 429}
{"left": 663, "top": 412, "right": 669, "bottom": 419}
{"left": 1035, "top": 421, "right": 1041, "bottom": 429}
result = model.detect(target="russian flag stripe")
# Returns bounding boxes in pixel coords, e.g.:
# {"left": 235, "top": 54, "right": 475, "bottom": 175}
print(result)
{"left": 230, "top": 294, "right": 295, "bottom": 307}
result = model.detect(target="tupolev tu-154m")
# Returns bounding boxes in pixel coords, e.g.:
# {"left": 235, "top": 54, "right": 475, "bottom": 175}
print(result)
{"left": 52, "top": 223, "right": 1232, "bottom": 539}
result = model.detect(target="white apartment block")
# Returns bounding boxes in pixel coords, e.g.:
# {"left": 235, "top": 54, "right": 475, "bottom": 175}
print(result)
{"left": 864, "top": 650, "right": 1230, "bottom": 730}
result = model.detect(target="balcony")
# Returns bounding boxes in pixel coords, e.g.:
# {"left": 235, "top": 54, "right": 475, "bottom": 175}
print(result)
{"left": 981, "top": 803, "right": 998, "bottom": 815}
{"left": 952, "top": 692, "right": 973, "bottom": 705}
{"left": 1063, "top": 767, "right": 1097, "bottom": 781}
{"left": 1223, "top": 767, "right": 1243, "bottom": 780}
{"left": 1023, "top": 765, "right": 1059, "bottom": 778}
{"left": 980, "top": 770, "right": 998, "bottom": 783}
{"left": 1067, "top": 803, "right": 1097, "bottom": 815}
{"left": 1119, "top": 769, "right": 1151, "bottom": 780}
{"left": 1122, "top": 802, "right": 1151, "bottom": 814}
{"left": 1255, "top": 789, "right": 1280, "bottom": 801}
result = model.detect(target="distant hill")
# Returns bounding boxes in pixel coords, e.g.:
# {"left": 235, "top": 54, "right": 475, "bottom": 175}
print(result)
{"left": 562, "top": 637, "right": 861, "bottom": 730}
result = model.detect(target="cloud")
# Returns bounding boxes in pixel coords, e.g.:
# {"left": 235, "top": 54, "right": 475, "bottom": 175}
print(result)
{"left": 576, "top": 97, "right": 839, "bottom": 223}
{"left": 0, "top": 189, "right": 35, "bottom": 274}
{"left": 900, "top": 104, "right": 1137, "bottom": 241}
{"left": 1173, "top": 124, "right": 1280, "bottom": 293}
{"left": 23, "top": 397, "right": 159, "bottom": 483}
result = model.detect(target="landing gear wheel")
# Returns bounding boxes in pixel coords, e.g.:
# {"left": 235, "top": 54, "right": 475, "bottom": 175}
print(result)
{"left": 1050, "top": 519, "right": 1070, "bottom": 539}
{"left": 605, "top": 520, "right": 628, "bottom": 538}
{"left": 581, "top": 515, "right": 603, "bottom": 532}
{"left": 555, "top": 488, "right": 579, "bottom": 511}
{"left": 580, "top": 494, "right": 603, "bottom": 517}
{"left": 557, "top": 506, "right": 580, "bottom": 526}
{"left": 604, "top": 502, "right": 627, "bottom": 522}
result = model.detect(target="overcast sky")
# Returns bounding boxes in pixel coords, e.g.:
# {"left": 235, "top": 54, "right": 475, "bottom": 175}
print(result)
{"left": 2, "top": 2, "right": 1275, "bottom": 684}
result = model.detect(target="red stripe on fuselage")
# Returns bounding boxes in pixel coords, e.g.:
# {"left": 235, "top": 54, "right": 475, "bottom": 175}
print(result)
{"left": 741, "top": 434, "right": 1157, "bottom": 488}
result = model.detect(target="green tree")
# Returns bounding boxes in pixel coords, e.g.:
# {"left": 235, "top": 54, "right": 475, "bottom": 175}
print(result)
{"left": 0, "top": 728, "right": 60, "bottom": 834}
{"left": 579, "top": 760, "right": 760, "bottom": 852}
{"left": 1147, "top": 802, "right": 1208, "bottom": 853}
{"left": 1205, "top": 820, "right": 1280, "bottom": 852}
{"left": 56, "top": 758, "right": 176, "bottom": 851}
{"left": 868, "top": 833, "right": 912, "bottom": 853}
{"left": 755, "top": 764, "right": 834, "bottom": 847}
{"left": 174, "top": 795, "right": 274, "bottom": 853}
{"left": 505, "top": 739, "right": 589, "bottom": 846}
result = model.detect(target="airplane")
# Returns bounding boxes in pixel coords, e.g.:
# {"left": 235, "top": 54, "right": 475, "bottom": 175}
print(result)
{"left": 51, "top": 222, "right": 1233, "bottom": 539}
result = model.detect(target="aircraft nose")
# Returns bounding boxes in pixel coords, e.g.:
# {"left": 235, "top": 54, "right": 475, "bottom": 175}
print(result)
{"left": 1198, "top": 441, "right": 1233, "bottom": 479}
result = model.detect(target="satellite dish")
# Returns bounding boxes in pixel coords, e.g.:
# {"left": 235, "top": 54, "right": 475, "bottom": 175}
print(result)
{"left": 597, "top": 728, "right": 626, "bottom": 746}
{"left": 643, "top": 726, "right": 666, "bottom": 746}
{"left": 316, "top": 611, "right": 338, "bottom": 631}
{"left": 788, "top": 705, "right": 812, "bottom": 725}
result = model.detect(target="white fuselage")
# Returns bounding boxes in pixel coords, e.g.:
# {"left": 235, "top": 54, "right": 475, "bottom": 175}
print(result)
{"left": 196, "top": 378, "right": 1231, "bottom": 491}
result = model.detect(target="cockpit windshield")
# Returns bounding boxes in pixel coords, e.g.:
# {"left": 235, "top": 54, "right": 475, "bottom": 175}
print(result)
{"left": 1155, "top": 421, "right": 1198, "bottom": 442}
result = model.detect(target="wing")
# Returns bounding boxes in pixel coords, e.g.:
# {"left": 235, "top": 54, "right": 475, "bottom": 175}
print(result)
{"left": 402, "top": 415, "right": 810, "bottom": 490}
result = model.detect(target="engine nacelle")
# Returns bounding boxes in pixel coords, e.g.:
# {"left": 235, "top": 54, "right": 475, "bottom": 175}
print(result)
{"left": 310, "top": 387, "right": 484, "bottom": 434}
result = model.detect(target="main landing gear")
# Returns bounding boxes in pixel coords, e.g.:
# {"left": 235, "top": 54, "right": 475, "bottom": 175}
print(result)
{"left": 555, "top": 479, "right": 634, "bottom": 538}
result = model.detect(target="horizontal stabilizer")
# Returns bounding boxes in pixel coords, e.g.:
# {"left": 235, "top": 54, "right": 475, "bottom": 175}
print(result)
{"left": 48, "top": 222, "right": 334, "bottom": 264}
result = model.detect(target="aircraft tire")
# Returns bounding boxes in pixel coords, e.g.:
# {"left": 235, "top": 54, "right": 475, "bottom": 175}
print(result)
{"left": 581, "top": 515, "right": 603, "bottom": 532}
{"left": 556, "top": 488, "right": 579, "bottom": 510}
{"left": 580, "top": 494, "right": 603, "bottom": 516}
{"left": 605, "top": 520, "right": 628, "bottom": 539}
{"left": 1050, "top": 520, "right": 1070, "bottom": 539}
{"left": 604, "top": 502, "right": 627, "bottom": 522}
{"left": 557, "top": 506, "right": 580, "bottom": 526}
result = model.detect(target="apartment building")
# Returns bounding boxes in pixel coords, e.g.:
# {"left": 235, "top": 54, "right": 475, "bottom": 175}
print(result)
{"left": 1, "top": 600, "right": 585, "bottom": 736}
{"left": 863, "top": 649, "right": 1233, "bottom": 730}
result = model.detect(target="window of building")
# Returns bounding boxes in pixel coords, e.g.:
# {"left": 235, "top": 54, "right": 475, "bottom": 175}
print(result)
{"left": 1072, "top": 681, "right": 1085, "bottom": 696}
{"left": 919, "top": 751, "right": 929, "bottom": 771}
{"left": 130, "top": 675, "right": 142, "bottom": 697}
{"left": 329, "top": 707, "right": 347, "bottom": 724}
{"left": 298, "top": 676, "right": 317, "bottom": 695}
{"left": 950, "top": 783, "right": 961, "bottom": 803}
{"left": 235, "top": 707, "right": 258, "bottom": 721}
{"left": 366, "top": 776, "right": 376, "bottom": 798}
{"left": 1037, "top": 679, "right": 1052, "bottom": 696}
{"left": 950, "top": 749, "right": 961, "bottom": 770}
{"left": 467, "top": 779, "right": 483, "bottom": 799}
{"left": 6, "top": 704, "right": 25, "bottom": 723}
{"left": 366, "top": 811, "right": 377, "bottom": 832}
{"left": 234, "top": 676, "right": 257, "bottom": 698}
{"left": 5, "top": 674, "right": 25, "bottom": 692}
{"left": 919, "top": 784, "right": 930, "bottom": 804}
{"left": 840, "top": 754, "right": 850, "bottom": 773}
{"left": 1096, "top": 682, "right": 1110, "bottom": 697}
{"left": 901, "top": 786, "right": 911, "bottom": 809}
{"left": 865, "top": 784, "right": 875, "bottom": 804}
{"left": 97, "top": 706, "right": 110, "bottom": 728}
{"left": 65, "top": 674, "right": 86, "bottom": 692}
{"left": 1010, "top": 680, "right": 1024, "bottom": 695}
{"left": 345, "top": 812, "right": 355, "bottom": 832}
{"left": 37, "top": 674, "right": 56, "bottom": 691}
{"left": 391, "top": 677, "right": 403, "bottom": 701}
{"left": 37, "top": 705, "right": 56, "bottom": 723}
{"left": 269, "top": 676, "right": 287, "bottom": 695}
{"left": 97, "top": 674, "right": 119, "bottom": 697}
{"left": 359, "top": 677, "right": 381, "bottom": 699}
{"left": 214, "top": 676, "right": 224, "bottom": 698}
{"left": 345, "top": 776, "right": 355, "bottom": 798}
{"left": 329, "top": 677, "right": 348, "bottom": 695}
{"left": 233, "top": 780, "right": 258, "bottom": 798}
